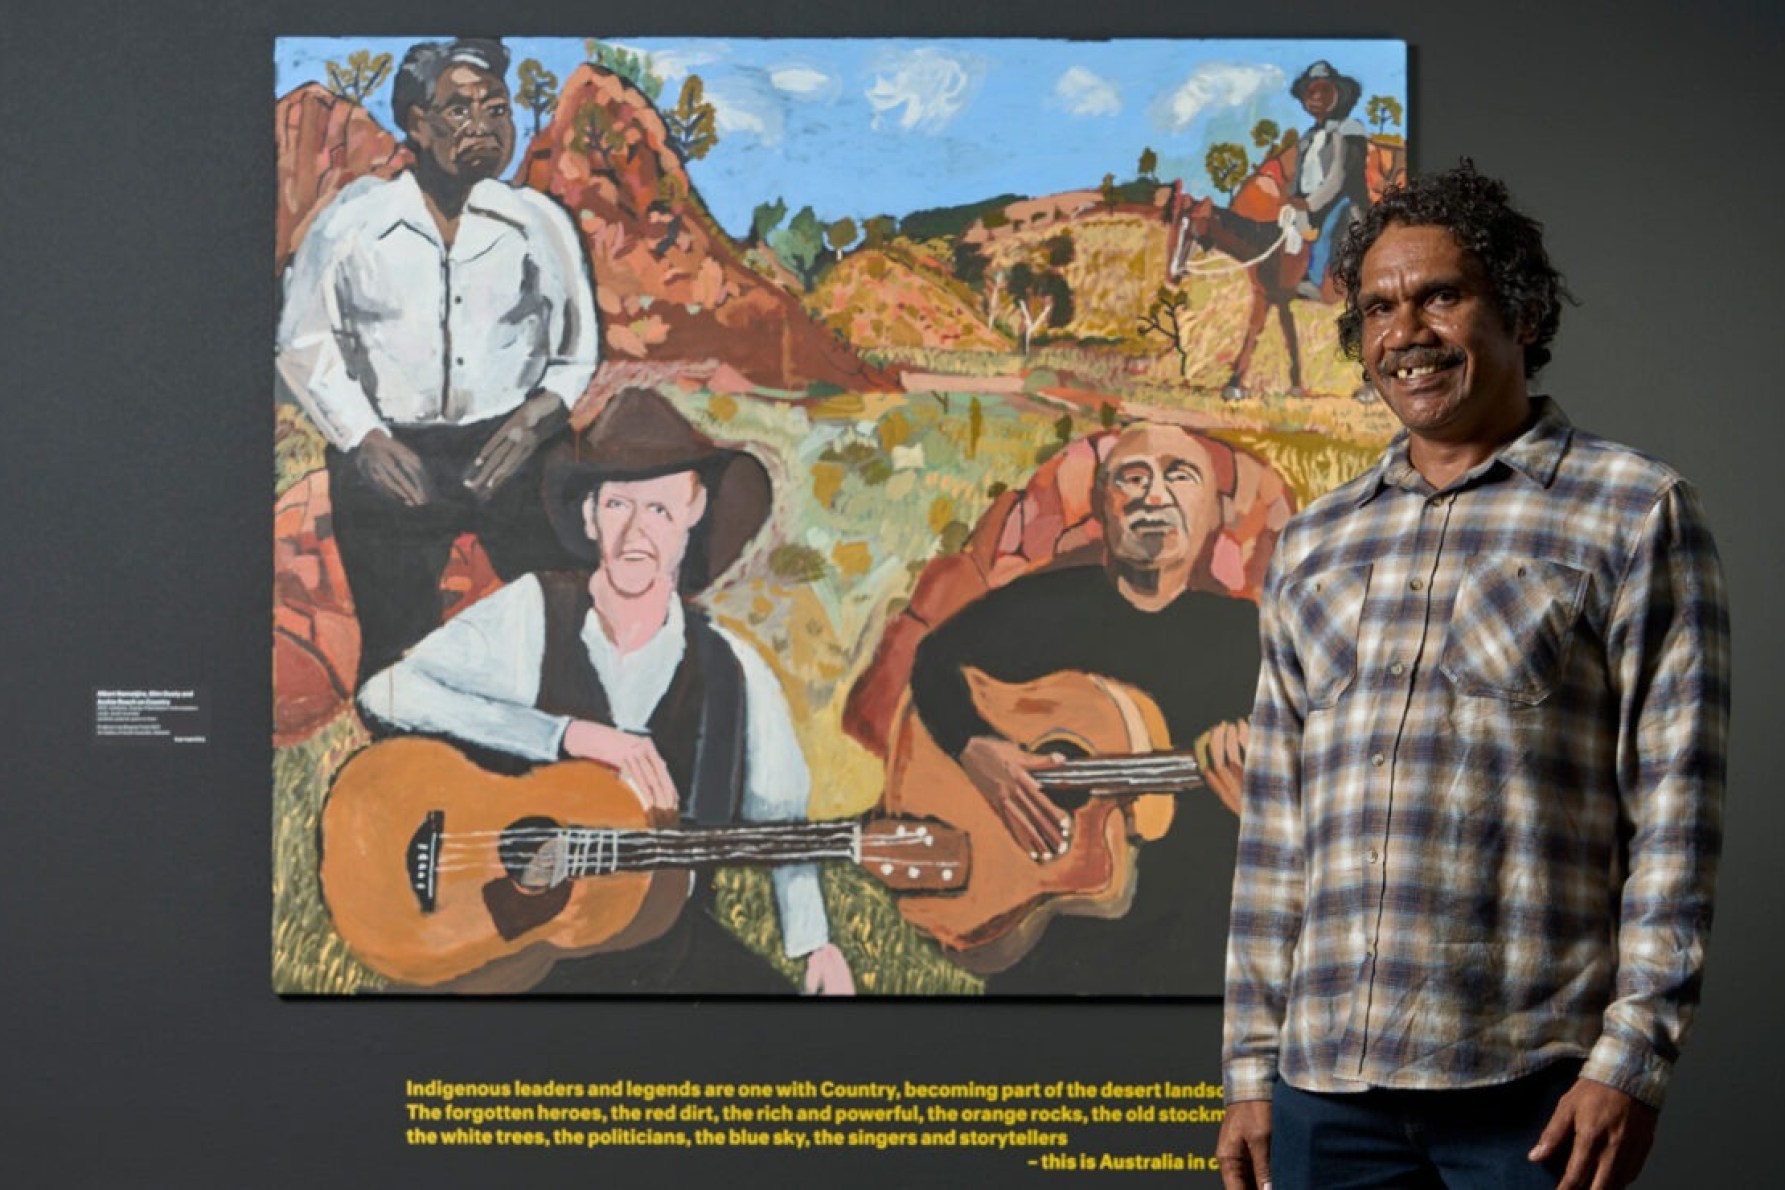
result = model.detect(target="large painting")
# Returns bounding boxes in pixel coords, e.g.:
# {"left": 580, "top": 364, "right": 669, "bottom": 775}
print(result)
{"left": 272, "top": 36, "right": 1408, "bottom": 996}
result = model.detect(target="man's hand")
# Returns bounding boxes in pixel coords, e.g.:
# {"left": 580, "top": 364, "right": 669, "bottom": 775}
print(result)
{"left": 1195, "top": 718, "right": 1250, "bottom": 815}
{"left": 802, "top": 943, "right": 855, "bottom": 996}
{"left": 464, "top": 391, "right": 568, "bottom": 500}
{"left": 563, "top": 720, "right": 678, "bottom": 815}
{"left": 1529, "top": 1079, "right": 1658, "bottom": 1190}
{"left": 352, "top": 428, "right": 431, "bottom": 506}
{"left": 959, "top": 735, "right": 1070, "bottom": 862}
{"left": 1216, "top": 1099, "right": 1272, "bottom": 1189}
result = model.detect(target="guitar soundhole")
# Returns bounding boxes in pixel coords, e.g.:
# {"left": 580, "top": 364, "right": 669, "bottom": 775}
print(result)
{"left": 1036, "top": 740, "right": 1093, "bottom": 811}
{"left": 499, "top": 816, "right": 566, "bottom": 892}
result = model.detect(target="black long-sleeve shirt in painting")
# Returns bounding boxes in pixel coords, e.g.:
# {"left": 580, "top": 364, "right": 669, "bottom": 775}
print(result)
{"left": 909, "top": 564, "right": 1262, "bottom": 996}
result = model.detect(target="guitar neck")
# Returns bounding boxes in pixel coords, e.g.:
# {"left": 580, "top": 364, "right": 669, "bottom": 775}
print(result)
{"left": 1033, "top": 750, "right": 1203, "bottom": 795}
{"left": 558, "top": 820, "right": 862, "bottom": 879}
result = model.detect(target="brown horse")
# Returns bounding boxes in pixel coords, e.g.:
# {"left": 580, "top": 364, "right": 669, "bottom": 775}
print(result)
{"left": 1165, "top": 182, "right": 1344, "bottom": 401}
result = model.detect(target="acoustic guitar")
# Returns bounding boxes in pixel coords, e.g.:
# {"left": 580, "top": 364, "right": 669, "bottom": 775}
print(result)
{"left": 318, "top": 737, "right": 968, "bottom": 991}
{"left": 882, "top": 668, "right": 1201, "bottom": 974}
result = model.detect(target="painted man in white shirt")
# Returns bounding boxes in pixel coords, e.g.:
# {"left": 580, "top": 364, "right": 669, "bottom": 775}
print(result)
{"left": 359, "top": 388, "right": 855, "bottom": 995}
{"left": 277, "top": 38, "right": 600, "bottom": 686}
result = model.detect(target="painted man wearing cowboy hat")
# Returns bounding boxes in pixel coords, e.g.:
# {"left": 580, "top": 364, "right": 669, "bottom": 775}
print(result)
{"left": 1287, "top": 59, "right": 1371, "bottom": 301}
{"left": 358, "top": 388, "right": 854, "bottom": 995}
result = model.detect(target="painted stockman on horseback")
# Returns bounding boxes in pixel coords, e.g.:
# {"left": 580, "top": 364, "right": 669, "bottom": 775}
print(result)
{"left": 1165, "top": 60, "right": 1397, "bottom": 401}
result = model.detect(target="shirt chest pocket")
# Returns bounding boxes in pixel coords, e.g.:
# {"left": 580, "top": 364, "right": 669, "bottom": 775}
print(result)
{"left": 1439, "top": 557, "right": 1589, "bottom": 704}
{"left": 1286, "top": 563, "right": 1373, "bottom": 710}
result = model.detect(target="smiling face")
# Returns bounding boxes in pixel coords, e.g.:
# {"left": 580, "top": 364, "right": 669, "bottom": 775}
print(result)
{"left": 406, "top": 62, "right": 514, "bottom": 185}
{"left": 1358, "top": 223, "right": 1533, "bottom": 458}
{"left": 1097, "top": 424, "right": 1221, "bottom": 573}
{"left": 582, "top": 471, "right": 708, "bottom": 599}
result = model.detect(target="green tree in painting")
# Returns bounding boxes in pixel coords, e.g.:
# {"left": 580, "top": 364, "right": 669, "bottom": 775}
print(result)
{"left": 325, "top": 50, "right": 393, "bottom": 106}
{"left": 750, "top": 198, "right": 788, "bottom": 246}
{"left": 664, "top": 75, "right": 720, "bottom": 162}
{"left": 1250, "top": 119, "right": 1280, "bottom": 151}
{"left": 517, "top": 59, "right": 559, "bottom": 136}
{"left": 1100, "top": 172, "right": 1119, "bottom": 211}
{"left": 862, "top": 214, "right": 898, "bottom": 249}
{"left": 825, "top": 216, "right": 859, "bottom": 261}
{"left": 770, "top": 206, "right": 826, "bottom": 290}
{"left": 1367, "top": 94, "right": 1404, "bottom": 135}
{"left": 585, "top": 39, "right": 665, "bottom": 101}
{"left": 1139, "top": 285, "right": 1195, "bottom": 380}
{"left": 1205, "top": 142, "right": 1250, "bottom": 201}
{"left": 1137, "top": 146, "right": 1159, "bottom": 182}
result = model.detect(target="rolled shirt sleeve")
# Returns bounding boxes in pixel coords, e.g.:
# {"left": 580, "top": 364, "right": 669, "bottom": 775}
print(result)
{"left": 356, "top": 575, "right": 571, "bottom": 761}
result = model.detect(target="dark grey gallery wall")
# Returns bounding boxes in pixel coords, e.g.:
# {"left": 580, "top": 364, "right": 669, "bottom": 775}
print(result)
{"left": 3, "top": 1, "right": 1777, "bottom": 1185}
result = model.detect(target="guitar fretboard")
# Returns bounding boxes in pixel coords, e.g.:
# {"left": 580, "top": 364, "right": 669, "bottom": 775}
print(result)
{"left": 1032, "top": 751, "right": 1203, "bottom": 794}
{"left": 544, "top": 821, "right": 864, "bottom": 879}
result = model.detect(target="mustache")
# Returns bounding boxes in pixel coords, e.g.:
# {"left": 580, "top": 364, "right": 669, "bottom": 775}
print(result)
{"left": 1382, "top": 346, "right": 1465, "bottom": 372}
{"left": 1122, "top": 504, "right": 1185, "bottom": 528}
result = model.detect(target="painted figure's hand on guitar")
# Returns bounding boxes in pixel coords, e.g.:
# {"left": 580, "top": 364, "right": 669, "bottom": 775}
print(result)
{"left": 562, "top": 720, "right": 678, "bottom": 813}
{"left": 802, "top": 942, "right": 856, "bottom": 996}
{"left": 959, "top": 735, "right": 1071, "bottom": 862}
{"left": 1195, "top": 718, "right": 1250, "bottom": 815}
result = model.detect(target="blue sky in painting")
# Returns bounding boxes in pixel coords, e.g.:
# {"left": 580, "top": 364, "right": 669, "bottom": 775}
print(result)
{"left": 275, "top": 37, "right": 1406, "bottom": 239}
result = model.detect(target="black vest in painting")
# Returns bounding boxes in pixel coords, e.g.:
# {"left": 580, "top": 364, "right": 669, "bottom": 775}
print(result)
{"left": 534, "top": 571, "right": 747, "bottom": 827}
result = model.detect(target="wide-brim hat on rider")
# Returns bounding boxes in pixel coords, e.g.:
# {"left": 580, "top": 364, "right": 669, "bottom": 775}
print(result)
{"left": 1290, "top": 60, "right": 1362, "bottom": 115}
{"left": 542, "top": 387, "right": 772, "bottom": 593}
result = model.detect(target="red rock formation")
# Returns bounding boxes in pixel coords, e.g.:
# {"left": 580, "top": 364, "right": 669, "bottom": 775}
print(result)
{"left": 273, "top": 84, "right": 409, "bottom": 274}
{"left": 517, "top": 65, "right": 897, "bottom": 403}
{"left": 842, "top": 431, "right": 1294, "bottom": 757}
{"left": 272, "top": 473, "right": 501, "bottom": 747}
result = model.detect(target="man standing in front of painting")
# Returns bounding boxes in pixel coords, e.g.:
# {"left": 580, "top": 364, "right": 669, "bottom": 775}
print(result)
{"left": 1219, "top": 165, "right": 1727, "bottom": 1189}
{"left": 276, "top": 37, "right": 599, "bottom": 688}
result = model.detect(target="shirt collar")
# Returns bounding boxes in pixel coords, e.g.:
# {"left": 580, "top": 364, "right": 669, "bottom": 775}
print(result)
{"left": 378, "top": 170, "right": 521, "bottom": 259}
{"left": 1356, "top": 396, "right": 1573, "bottom": 505}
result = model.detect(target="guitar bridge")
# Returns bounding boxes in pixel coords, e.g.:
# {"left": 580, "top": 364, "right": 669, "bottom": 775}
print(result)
{"left": 405, "top": 810, "right": 444, "bottom": 913}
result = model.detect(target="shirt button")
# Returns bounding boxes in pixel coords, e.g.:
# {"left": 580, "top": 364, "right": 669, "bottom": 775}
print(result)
{"left": 1371, "top": 752, "right": 1386, "bottom": 767}
{"left": 1367, "top": 848, "right": 1380, "bottom": 864}
{"left": 455, "top": 356, "right": 465, "bottom": 365}
{"left": 1409, "top": 577, "right": 1425, "bottom": 591}
{"left": 1390, "top": 661, "right": 1406, "bottom": 676}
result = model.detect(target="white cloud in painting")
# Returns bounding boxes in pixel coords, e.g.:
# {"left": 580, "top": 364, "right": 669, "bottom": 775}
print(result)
{"left": 704, "top": 72, "right": 787, "bottom": 147}
{"left": 769, "top": 62, "right": 840, "bottom": 101}
{"left": 1053, "top": 66, "right": 1121, "bottom": 117}
{"left": 865, "top": 47, "right": 982, "bottom": 134}
{"left": 1151, "top": 62, "right": 1285, "bottom": 132}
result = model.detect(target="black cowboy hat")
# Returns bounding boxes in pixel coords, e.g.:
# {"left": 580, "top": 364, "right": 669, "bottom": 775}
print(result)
{"left": 541, "top": 387, "right": 772, "bottom": 593}
{"left": 1289, "top": 60, "right": 1363, "bottom": 119}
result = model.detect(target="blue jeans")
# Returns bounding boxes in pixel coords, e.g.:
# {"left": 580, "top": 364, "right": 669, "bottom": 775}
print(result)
{"left": 1270, "top": 1061, "right": 1582, "bottom": 1189}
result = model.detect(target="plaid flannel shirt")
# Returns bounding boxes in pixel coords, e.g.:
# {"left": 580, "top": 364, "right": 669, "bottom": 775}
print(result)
{"left": 1223, "top": 400, "right": 1727, "bottom": 1109}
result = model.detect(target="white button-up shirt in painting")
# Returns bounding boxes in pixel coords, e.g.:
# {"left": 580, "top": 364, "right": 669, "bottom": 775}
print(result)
{"left": 275, "top": 171, "right": 599, "bottom": 450}
{"left": 357, "top": 575, "right": 830, "bottom": 959}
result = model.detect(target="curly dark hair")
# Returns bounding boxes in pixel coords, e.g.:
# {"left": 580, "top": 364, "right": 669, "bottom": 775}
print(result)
{"left": 1332, "top": 162, "right": 1571, "bottom": 378}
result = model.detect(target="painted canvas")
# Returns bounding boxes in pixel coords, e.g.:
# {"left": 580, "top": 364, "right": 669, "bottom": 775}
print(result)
{"left": 272, "top": 36, "right": 1409, "bottom": 996}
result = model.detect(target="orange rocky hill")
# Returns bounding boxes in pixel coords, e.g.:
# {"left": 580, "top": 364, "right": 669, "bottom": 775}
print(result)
{"left": 516, "top": 64, "right": 896, "bottom": 401}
